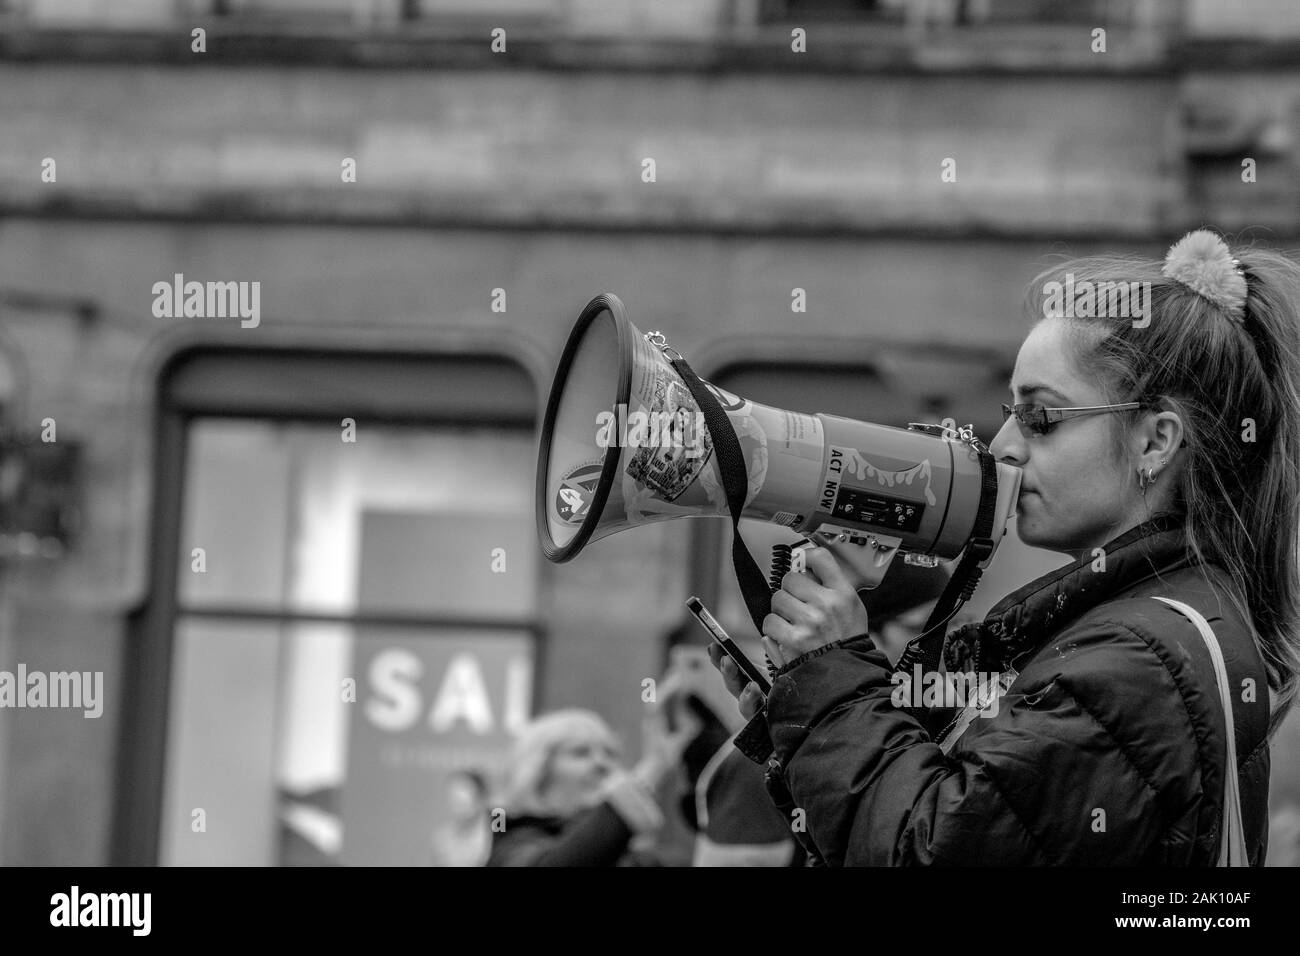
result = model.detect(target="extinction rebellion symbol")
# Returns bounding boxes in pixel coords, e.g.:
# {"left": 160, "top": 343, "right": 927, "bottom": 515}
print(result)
{"left": 556, "top": 460, "right": 603, "bottom": 524}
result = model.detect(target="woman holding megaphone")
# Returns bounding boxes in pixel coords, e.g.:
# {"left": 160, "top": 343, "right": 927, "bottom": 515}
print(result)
{"left": 711, "top": 230, "right": 1300, "bottom": 866}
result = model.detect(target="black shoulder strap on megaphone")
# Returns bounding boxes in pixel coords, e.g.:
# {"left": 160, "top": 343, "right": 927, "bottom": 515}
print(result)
{"left": 894, "top": 444, "right": 999, "bottom": 678}
{"left": 669, "top": 357, "right": 774, "bottom": 636}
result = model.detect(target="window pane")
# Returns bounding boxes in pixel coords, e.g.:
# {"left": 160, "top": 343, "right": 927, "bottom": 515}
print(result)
{"left": 165, "top": 414, "right": 540, "bottom": 865}
{"left": 160, "top": 617, "right": 533, "bottom": 866}
{"left": 177, "top": 420, "right": 293, "bottom": 608}
{"left": 178, "top": 419, "right": 536, "bottom": 617}
{"left": 357, "top": 510, "right": 537, "bottom": 619}
{"left": 160, "top": 617, "right": 283, "bottom": 866}
{"left": 339, "top": 625, "right": 532, "bottom": 866}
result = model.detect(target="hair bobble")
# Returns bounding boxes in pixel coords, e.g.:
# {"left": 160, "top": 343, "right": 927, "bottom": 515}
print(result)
{"left": 1162, "top": 229, "right": 1248, "bottom": 322}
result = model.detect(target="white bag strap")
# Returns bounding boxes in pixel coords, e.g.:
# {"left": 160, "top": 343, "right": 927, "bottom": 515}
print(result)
{"left": 1152, "top": 597, "right": 1249, "bottom": 866}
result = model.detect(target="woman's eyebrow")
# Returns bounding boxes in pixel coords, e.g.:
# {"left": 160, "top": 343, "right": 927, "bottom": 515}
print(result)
{"left": 1014, "top": 384, "right": 1071, "bottom": 404}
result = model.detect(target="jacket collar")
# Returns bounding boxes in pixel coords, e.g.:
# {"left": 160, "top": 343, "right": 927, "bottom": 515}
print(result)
{"left": 943, "top": 512, "right": 1194, "bottom": 674}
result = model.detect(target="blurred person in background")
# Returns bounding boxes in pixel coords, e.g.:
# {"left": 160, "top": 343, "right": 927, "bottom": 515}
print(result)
{"left": 429, "top": 769, "right": 493, "bottom": 867}
{"left": 714, "top": 231, "right": 1300, "bottom": 865}
{"left": 487, "top": 699, "right": 700, "bottom": 866}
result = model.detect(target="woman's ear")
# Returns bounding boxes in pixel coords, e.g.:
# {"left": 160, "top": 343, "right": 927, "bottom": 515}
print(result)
{"left": 1137, "top": 404, "right": 1185, "bottom": 461}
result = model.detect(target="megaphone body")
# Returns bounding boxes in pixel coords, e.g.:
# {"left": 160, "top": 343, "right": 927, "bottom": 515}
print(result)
{"left": 537, "top": 294, "right": 1022, "bottom": 589}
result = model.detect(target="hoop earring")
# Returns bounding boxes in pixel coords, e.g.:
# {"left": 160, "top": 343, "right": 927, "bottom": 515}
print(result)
{"left": 1136, "top": 458, "right": 1168, "bottom": 495}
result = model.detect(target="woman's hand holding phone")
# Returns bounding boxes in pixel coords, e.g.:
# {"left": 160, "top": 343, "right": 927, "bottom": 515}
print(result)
{"left": 704, "top": 545, "right": 870, "bottom": 719}
{"left": 706, "top": 642, "right": 766, "bottom": 721}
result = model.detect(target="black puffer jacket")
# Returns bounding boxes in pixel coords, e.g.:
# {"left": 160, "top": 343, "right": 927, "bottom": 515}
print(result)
{"left": 756, "top": 514, "right": 1272, "bottom": 866}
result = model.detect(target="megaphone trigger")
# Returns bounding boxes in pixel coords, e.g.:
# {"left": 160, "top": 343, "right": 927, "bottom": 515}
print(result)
{"left": 789, "top": 542, "right": 810, "bottom": 575}
{"left": 796, "top": 529, "right": 904, "bottom": 591}
{"left": 786, "top": 534, "right": 861, "bottom": 571}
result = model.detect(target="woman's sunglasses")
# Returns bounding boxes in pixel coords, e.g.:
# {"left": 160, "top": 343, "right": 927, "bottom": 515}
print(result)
{"left": 1001, "top": 402, "right": 1151, "bottom": 436}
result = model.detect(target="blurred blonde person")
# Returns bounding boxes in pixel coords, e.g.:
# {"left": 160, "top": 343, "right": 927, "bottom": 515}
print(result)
{"left": 488, "top": 699, "right": 700, "bottom": 867}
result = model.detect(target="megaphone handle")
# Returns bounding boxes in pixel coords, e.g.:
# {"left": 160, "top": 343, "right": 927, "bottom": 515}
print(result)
{"left": 667, "top": 354, "right": 775, "bottom": 638}
{"left": 764, "top": 544, "right": 796, "bottom": 681}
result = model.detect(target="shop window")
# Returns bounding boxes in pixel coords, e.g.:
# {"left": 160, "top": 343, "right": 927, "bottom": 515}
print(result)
{"left": 124, "top": 347, "right": 539, "bottom": 866}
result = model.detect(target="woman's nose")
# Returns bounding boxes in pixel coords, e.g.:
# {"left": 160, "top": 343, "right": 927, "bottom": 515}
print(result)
{"left": 988, "top": 415, "right": 1026, "bottom": 466}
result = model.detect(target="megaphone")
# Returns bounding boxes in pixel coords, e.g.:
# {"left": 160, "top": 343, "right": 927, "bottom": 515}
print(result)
{"left": 536, "top": 294, "right": 1022, "bottom": 593}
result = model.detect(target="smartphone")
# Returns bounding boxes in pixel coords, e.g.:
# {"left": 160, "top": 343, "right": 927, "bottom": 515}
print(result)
{"left": 685, "top": 596, "right": 772, "bottom": 697}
